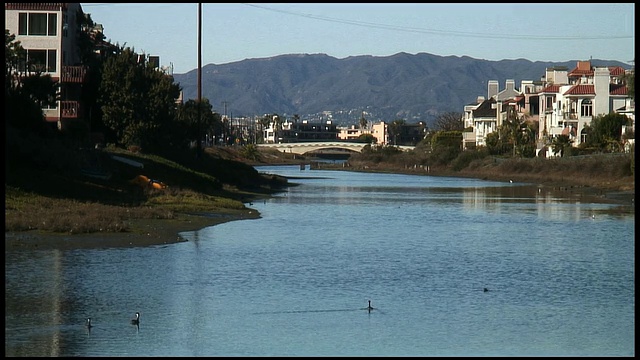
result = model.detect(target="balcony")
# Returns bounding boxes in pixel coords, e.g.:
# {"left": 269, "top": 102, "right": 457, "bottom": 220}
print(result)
{"left": 61, "top": 66, "right": 87, "bottom": 83}
{"left": 60, "top": 101, "right": 80, "bottom": 118}
{"left": 563, "top": 112, "right": 578, "bottom": 120}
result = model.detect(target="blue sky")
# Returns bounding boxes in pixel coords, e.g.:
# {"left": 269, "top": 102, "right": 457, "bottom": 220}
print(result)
{"left": 80, "top": 3, "right": 635, "bottom": 74}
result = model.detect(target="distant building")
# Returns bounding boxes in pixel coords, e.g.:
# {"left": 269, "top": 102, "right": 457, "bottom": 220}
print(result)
{"left": 263, "top": 117, "right": 339, "bottom": 144}
{"left": 337, "top": 121, "right": 388, "bottom": 145}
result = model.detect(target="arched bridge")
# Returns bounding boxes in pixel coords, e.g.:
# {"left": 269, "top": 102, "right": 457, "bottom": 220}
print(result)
{"left": 256, "top": 142, "right": 413, "bottom": 155}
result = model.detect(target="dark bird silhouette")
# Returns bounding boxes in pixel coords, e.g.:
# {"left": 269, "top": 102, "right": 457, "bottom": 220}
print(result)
{"left": 484, "top": 288, "right": 489, "bottom": 292}
{"left": 131, "top": 312, "right": 140, "bottom": 325}
{"left": 366, "top": 300, "right": 375, "bottom": 312}
{"left": 86, "top": 318, "right": 93, "bottom": 329}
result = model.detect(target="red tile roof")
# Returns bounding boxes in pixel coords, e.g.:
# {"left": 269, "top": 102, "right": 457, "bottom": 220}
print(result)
{"left": 540, "top": 84, "right": 561, "bottom": 93}
{"left": 564, "top": 84, "right": 594, "bottom": 95}
{"left": 610, "top": 83, "right": 628, "bottom": 96}
{"left": 562, "top": 84, "right": 629, "bottom": 96}
{"left": 608, "top": 66, "right": 626, "bottom": 76}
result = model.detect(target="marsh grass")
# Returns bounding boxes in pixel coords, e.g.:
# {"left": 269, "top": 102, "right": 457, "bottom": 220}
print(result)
{"left": 6, "top": 146, "right": 288, "bottom": 235}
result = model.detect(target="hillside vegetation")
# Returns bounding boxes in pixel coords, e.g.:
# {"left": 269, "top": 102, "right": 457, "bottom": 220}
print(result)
{"left": 173, "top": 53, "right": 630, "bottom": 123}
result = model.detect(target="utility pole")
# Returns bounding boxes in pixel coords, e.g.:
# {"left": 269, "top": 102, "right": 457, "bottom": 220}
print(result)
{"left": 196, "top": 3, "right": 202, "bottom": 157}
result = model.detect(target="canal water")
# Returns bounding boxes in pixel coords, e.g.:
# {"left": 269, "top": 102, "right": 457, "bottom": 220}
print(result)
{"left": 4, "top": 165, "right": 635, "bottom": 356}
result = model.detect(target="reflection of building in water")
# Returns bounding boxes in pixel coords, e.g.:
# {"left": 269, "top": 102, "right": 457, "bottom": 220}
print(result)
{"left": 50, "top": 249, "right": 63, "bottom": 356}
{"left": 461, "top": 186, "right": 595, "bottom": 221}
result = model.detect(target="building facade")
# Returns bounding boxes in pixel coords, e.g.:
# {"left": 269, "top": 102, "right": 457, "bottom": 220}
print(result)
{"left": 5, "top": 3, "right": 89, "bottom": 129}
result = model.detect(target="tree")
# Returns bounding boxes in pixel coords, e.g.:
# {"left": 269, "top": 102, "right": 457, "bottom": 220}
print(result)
{"left": 580, "top": 113, "right": 630, "bottom": 152}
{"left": 176, "top": 98, "right": 222, "bottom": 149}
{"left": 5, "top": 30, "right": 57, "bottom": 134}
{"left": 434, "top": 111, "right": 464, "bottom": 131}
{"left": 359, "top": 111, "right": 368, "bottom": 129}
{"left": 430, "top": 130, "right": 462, "bottom": 164}
{"left": 98, "top": 47, "right": 180, "bottom": 152}
{"left": 356, "top": 133, "right": 376, "bottom": 144}
{"left": 550, "top": 135, "right": 573, "bottom": 157}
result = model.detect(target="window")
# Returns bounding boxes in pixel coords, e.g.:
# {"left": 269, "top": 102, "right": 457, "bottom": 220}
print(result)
{"left": 18, "top": 12, "right": 58, "bottom": 36}
{"left": 18, "top": 13, "right": 27, "bottom": 35}
{"left": 580, "top": 99, "right": 593, "bottom": 118}
{"left": 26, "top": 49, "right": 57, "bottom": 73}
{"left": 545, "top": 96, "right": 554, "bottom": 110}
{"left": 48, "top": 14, "right": 57, "bottom": 36}
{"left": 29, "top": 13, "right": 48, "bottom": 35}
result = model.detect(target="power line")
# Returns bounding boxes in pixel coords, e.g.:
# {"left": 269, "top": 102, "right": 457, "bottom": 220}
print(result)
{"left": 243, "top": 3, "right": 633, "bottom": 41}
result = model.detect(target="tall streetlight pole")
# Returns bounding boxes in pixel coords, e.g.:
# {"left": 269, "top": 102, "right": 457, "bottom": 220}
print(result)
{"left": 196, "top": 3, "right": 202, "bottom": 157}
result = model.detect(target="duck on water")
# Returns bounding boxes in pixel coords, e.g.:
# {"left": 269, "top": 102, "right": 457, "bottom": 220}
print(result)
{"left": 365, "top": 300, "right": 375, "bottom": 312}
{"left": 131, "top": 312, "right": 140, "bottom": 325}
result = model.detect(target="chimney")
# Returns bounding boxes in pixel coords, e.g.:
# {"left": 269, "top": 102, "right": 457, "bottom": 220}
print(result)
{"left": 488, "top": 80, "right": 499, "bottom": 99}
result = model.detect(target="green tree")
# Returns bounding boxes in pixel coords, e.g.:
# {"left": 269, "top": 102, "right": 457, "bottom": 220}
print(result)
{"left": 580, "top": 113, "right": 630, "bottom": 152}
{"left": 356, "top": 133, "right": 376, "bottom": 144}
{"left": 240, "top": 143, "right": 261, "bottom": 161}
{"left": 98, "top": 47, "right": 180, "bottom": 152}
{"left": 430, "top": 130, "right": 462, "bottom": 164}
{"left": 5, "top": 30, "right": 57, "bottom": 134}
{"left": 175, "top": 98, "right": 222, "bottom": 149}
{"left": 551, "top": 135, "right": 573, "bottom": 157}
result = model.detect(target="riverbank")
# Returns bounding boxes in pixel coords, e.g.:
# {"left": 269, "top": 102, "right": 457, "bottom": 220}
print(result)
{"left": 6, "top": 148, "right": 634, "bottom": 252}
{"left": 5, "top": 208, "right": 262, "bottom": 251}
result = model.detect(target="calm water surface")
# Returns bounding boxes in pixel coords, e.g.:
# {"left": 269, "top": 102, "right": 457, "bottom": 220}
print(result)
{"left": 5, "top": 165, "right": 635, "bottom": 356}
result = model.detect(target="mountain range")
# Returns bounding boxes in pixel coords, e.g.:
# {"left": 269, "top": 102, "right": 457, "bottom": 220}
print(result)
{"left": 171, "top": 52, "right": 631, "bottom": 126}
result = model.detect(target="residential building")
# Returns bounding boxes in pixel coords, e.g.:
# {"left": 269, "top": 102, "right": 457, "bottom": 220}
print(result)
{"left": 337, "top": 121, "right": 389, "bottom": 145}
{"left": 262, "top": 117, "right": 339, "bottom": 144}
{"left": 462, "top": 60, "right": 633, "bottom": 155}
{"left": 5, "top": 3, "right": 90, "bottom": 130}
{"left": 537, "top": 60, "right": 633, "bottom": 157}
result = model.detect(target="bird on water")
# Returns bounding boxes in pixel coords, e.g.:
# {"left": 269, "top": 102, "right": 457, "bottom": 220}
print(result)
{"left": 86, "top": 318, "right": 93, "bottom": 329}
{"left": 131, "top": 312, "right": 140, "bottom": 325}
{"left": 366, "top": 300, "right": 375, "bottom": 312}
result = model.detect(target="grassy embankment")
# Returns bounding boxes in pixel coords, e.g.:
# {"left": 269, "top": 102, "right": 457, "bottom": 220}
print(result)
{"left": 5, "top": 146, "right": 290, "bottom": 245}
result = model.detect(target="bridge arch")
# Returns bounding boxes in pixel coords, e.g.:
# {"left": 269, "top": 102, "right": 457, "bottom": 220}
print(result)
{"left": 256, "top": 142, "right": 414, "bottom": 155}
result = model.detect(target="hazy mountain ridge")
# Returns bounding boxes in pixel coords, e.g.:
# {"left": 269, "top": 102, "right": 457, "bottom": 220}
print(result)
{"left": 172, "top": 52, "right": 630, "bottom": 125}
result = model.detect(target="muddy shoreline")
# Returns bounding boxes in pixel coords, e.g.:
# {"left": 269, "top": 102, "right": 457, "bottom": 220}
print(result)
{"left": 5, "top": 210, "right": 261, "bottom": 251}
